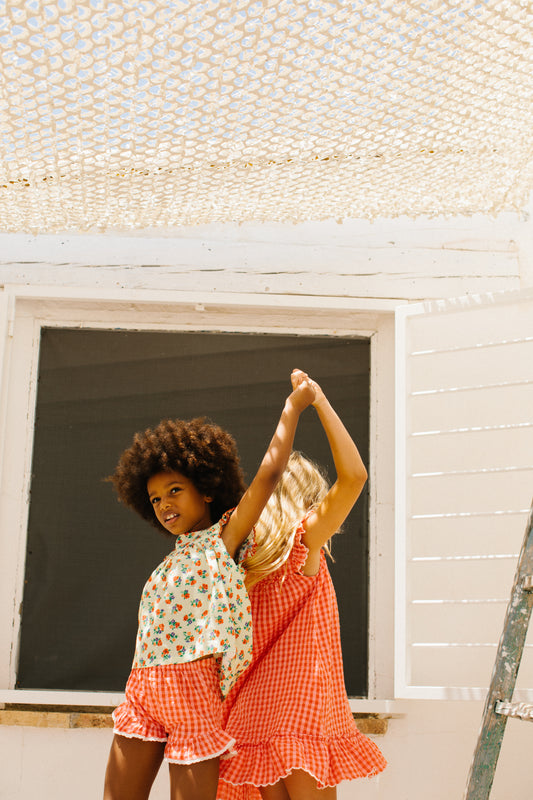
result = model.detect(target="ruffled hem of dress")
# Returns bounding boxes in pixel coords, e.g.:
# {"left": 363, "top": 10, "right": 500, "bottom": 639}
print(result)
{"left": 219, "top": 731, "right": 387, "bottom": 791}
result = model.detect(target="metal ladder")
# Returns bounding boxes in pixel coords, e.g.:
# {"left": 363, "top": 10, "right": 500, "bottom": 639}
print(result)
{"left": 464, "top": 501, "right": 533, "bottom": 799}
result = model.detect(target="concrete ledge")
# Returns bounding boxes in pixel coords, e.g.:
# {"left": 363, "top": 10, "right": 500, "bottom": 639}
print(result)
{"left": 0, "top": 707, "right": 113, "bottom": 729}
{"left": 352, "top": 714, "right": 389, "bottom": 735}
{"left": 0, "top": 706, "right": 388, "bottom": 734}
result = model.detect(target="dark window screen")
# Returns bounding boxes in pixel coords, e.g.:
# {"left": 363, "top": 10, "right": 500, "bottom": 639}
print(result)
{"left": 17, "top": 329, "right": 370, "bottom": 696}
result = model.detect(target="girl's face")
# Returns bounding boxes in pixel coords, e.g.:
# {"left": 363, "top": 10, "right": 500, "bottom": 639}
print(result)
{"left": 147, "top": 470, "right": 212, "bottom": 536}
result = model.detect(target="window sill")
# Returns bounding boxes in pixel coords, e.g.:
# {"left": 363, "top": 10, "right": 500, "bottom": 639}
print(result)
{"left": 0, "top": 705, "right": 391, "bottom": 735}
{"left": 0, "top": 706, "right": 113, "bottom": 730}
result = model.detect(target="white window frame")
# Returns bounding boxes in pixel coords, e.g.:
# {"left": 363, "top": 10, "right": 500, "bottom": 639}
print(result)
{"left": 0, "top": 284, "right": 398, "bottom": 710}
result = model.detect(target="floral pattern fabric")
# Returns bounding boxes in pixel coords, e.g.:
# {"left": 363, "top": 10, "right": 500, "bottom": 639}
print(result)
{"left": 132, "top": 511, "right": 252, "bottom": 697}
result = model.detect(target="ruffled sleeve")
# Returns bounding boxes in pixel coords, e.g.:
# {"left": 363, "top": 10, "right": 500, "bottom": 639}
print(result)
{"left": 236, "top": 529, "right": 256, "bottom": 565}
{"left": 285, "top": 512, "right": 314, "bottom": 575}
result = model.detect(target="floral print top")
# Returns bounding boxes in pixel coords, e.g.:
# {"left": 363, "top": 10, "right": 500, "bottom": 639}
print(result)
{"left": 132, "top": 511, "right": 253, "bottom": 697}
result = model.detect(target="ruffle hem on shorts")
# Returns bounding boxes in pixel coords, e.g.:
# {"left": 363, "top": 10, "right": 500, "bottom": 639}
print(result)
{"left": 112, "top": 706, "right": 236, "bottom": 764}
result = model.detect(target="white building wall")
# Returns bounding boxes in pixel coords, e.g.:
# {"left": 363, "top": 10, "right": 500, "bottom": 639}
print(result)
{"left": 0, "top": 205, "right": 532, "bottom": 800}
{"left": 2, "top": 701, "right": 533, "bottom": 800}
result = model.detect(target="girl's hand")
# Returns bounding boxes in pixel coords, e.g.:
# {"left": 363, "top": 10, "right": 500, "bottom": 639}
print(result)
{"left": 290, "top": 368, "right": 367, "bottom": 573}
{"left": 221, "top": 367, "right": 315, "bottom": 556}
{"left": 288, "top": 375, "right": 315, "bottom": 412}
{"left": 291, "top": 369, "right": 325, "bottom": 408}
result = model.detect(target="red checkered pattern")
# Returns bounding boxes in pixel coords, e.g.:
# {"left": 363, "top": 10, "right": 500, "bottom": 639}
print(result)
{"left": 113, "top": 659, "right": 235, "bottom": 764}
{"left": 218, "top": 520, "right": 387, "bottom": 799}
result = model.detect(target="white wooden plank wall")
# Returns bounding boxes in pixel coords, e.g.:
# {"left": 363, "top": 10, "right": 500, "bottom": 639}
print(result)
{"left": 0, "top": 211, "right": 529, "bottom": 299}
{"left": 400, "top": 294, "right": 533, "bottom": 698}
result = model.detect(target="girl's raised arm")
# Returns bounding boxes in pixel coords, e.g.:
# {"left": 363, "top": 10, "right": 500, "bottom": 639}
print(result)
{"left": 292, "top": 370, "right": 368, "bottom": 571}
{"left": 221, "top": 375, "right": 315, "bottom": 558}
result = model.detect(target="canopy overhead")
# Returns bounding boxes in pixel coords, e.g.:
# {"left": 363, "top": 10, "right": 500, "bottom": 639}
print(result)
{"left": 1, "top": 0, "right": 532, "bottom": 232}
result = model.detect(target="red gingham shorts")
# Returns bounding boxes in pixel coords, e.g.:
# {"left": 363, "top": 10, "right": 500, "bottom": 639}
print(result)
{"left": 112, "top": 658, "right": 236, "bottom": 764}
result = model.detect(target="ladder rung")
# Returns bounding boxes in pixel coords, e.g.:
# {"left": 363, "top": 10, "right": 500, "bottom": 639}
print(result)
{"left": 495, "top": 700, "right": 533, "bottom": 721}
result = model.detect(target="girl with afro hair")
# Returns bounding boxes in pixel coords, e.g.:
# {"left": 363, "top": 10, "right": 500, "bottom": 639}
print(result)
{"left": 103, "top": 371, "right": 315, "bottom": 800}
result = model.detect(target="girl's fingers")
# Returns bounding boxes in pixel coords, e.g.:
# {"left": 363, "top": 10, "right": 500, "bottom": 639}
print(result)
{"left": 294, "top": 374, "right": 325, "bottom": 406}
{"left": 293, "top": 380, "right": 316, "bottom": 409}
{"left": 291, "top": 368, "right": 308, "bottom": 390}
{"left": 291, "top": 370, "right": 323, "bottom": 407}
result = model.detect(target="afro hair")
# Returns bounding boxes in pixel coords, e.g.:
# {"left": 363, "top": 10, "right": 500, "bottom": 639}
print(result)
{"left": 110, "top": 417, "right": 247, "bottom": 535}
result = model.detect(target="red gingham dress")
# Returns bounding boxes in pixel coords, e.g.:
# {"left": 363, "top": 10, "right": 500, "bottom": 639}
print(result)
{"left": 217, "top": 519, "right": 387, "bottom": 799}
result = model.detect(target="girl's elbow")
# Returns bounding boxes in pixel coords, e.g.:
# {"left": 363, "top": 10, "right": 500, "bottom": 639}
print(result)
{"left": 350, "top": 464, "right": 368, "bottom": 489}
{"left": 338, "top": 466, "right": 367, "bottom": 495}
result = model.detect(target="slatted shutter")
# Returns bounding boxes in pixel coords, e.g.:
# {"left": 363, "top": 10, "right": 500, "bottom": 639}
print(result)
{"left": 395, "top": 291, "right": 533, "bottom": 699}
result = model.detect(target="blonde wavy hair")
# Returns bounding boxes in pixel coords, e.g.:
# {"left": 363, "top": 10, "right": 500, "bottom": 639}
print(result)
{"left": 242, "top": 451, "right": 332, "bottom": 588}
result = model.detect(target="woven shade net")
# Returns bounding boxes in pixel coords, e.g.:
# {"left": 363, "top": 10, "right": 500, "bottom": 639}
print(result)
{"left": 1, "top": 0, "right": 532, "bottom": 232}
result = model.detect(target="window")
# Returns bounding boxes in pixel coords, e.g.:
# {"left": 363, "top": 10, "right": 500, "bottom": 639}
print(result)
{"left": 19, "top": 327, "right": 369, "bottom": 694}
{"left": 0, "top": 288, "right": 392, "bottom": 706}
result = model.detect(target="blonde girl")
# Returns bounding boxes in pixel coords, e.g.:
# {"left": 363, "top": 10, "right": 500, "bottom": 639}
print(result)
{"left": 103, "top": 373, "right": 315, "bottom": 800}
{"left": 218, "top": 370, "right": 387, "bottom": 800}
